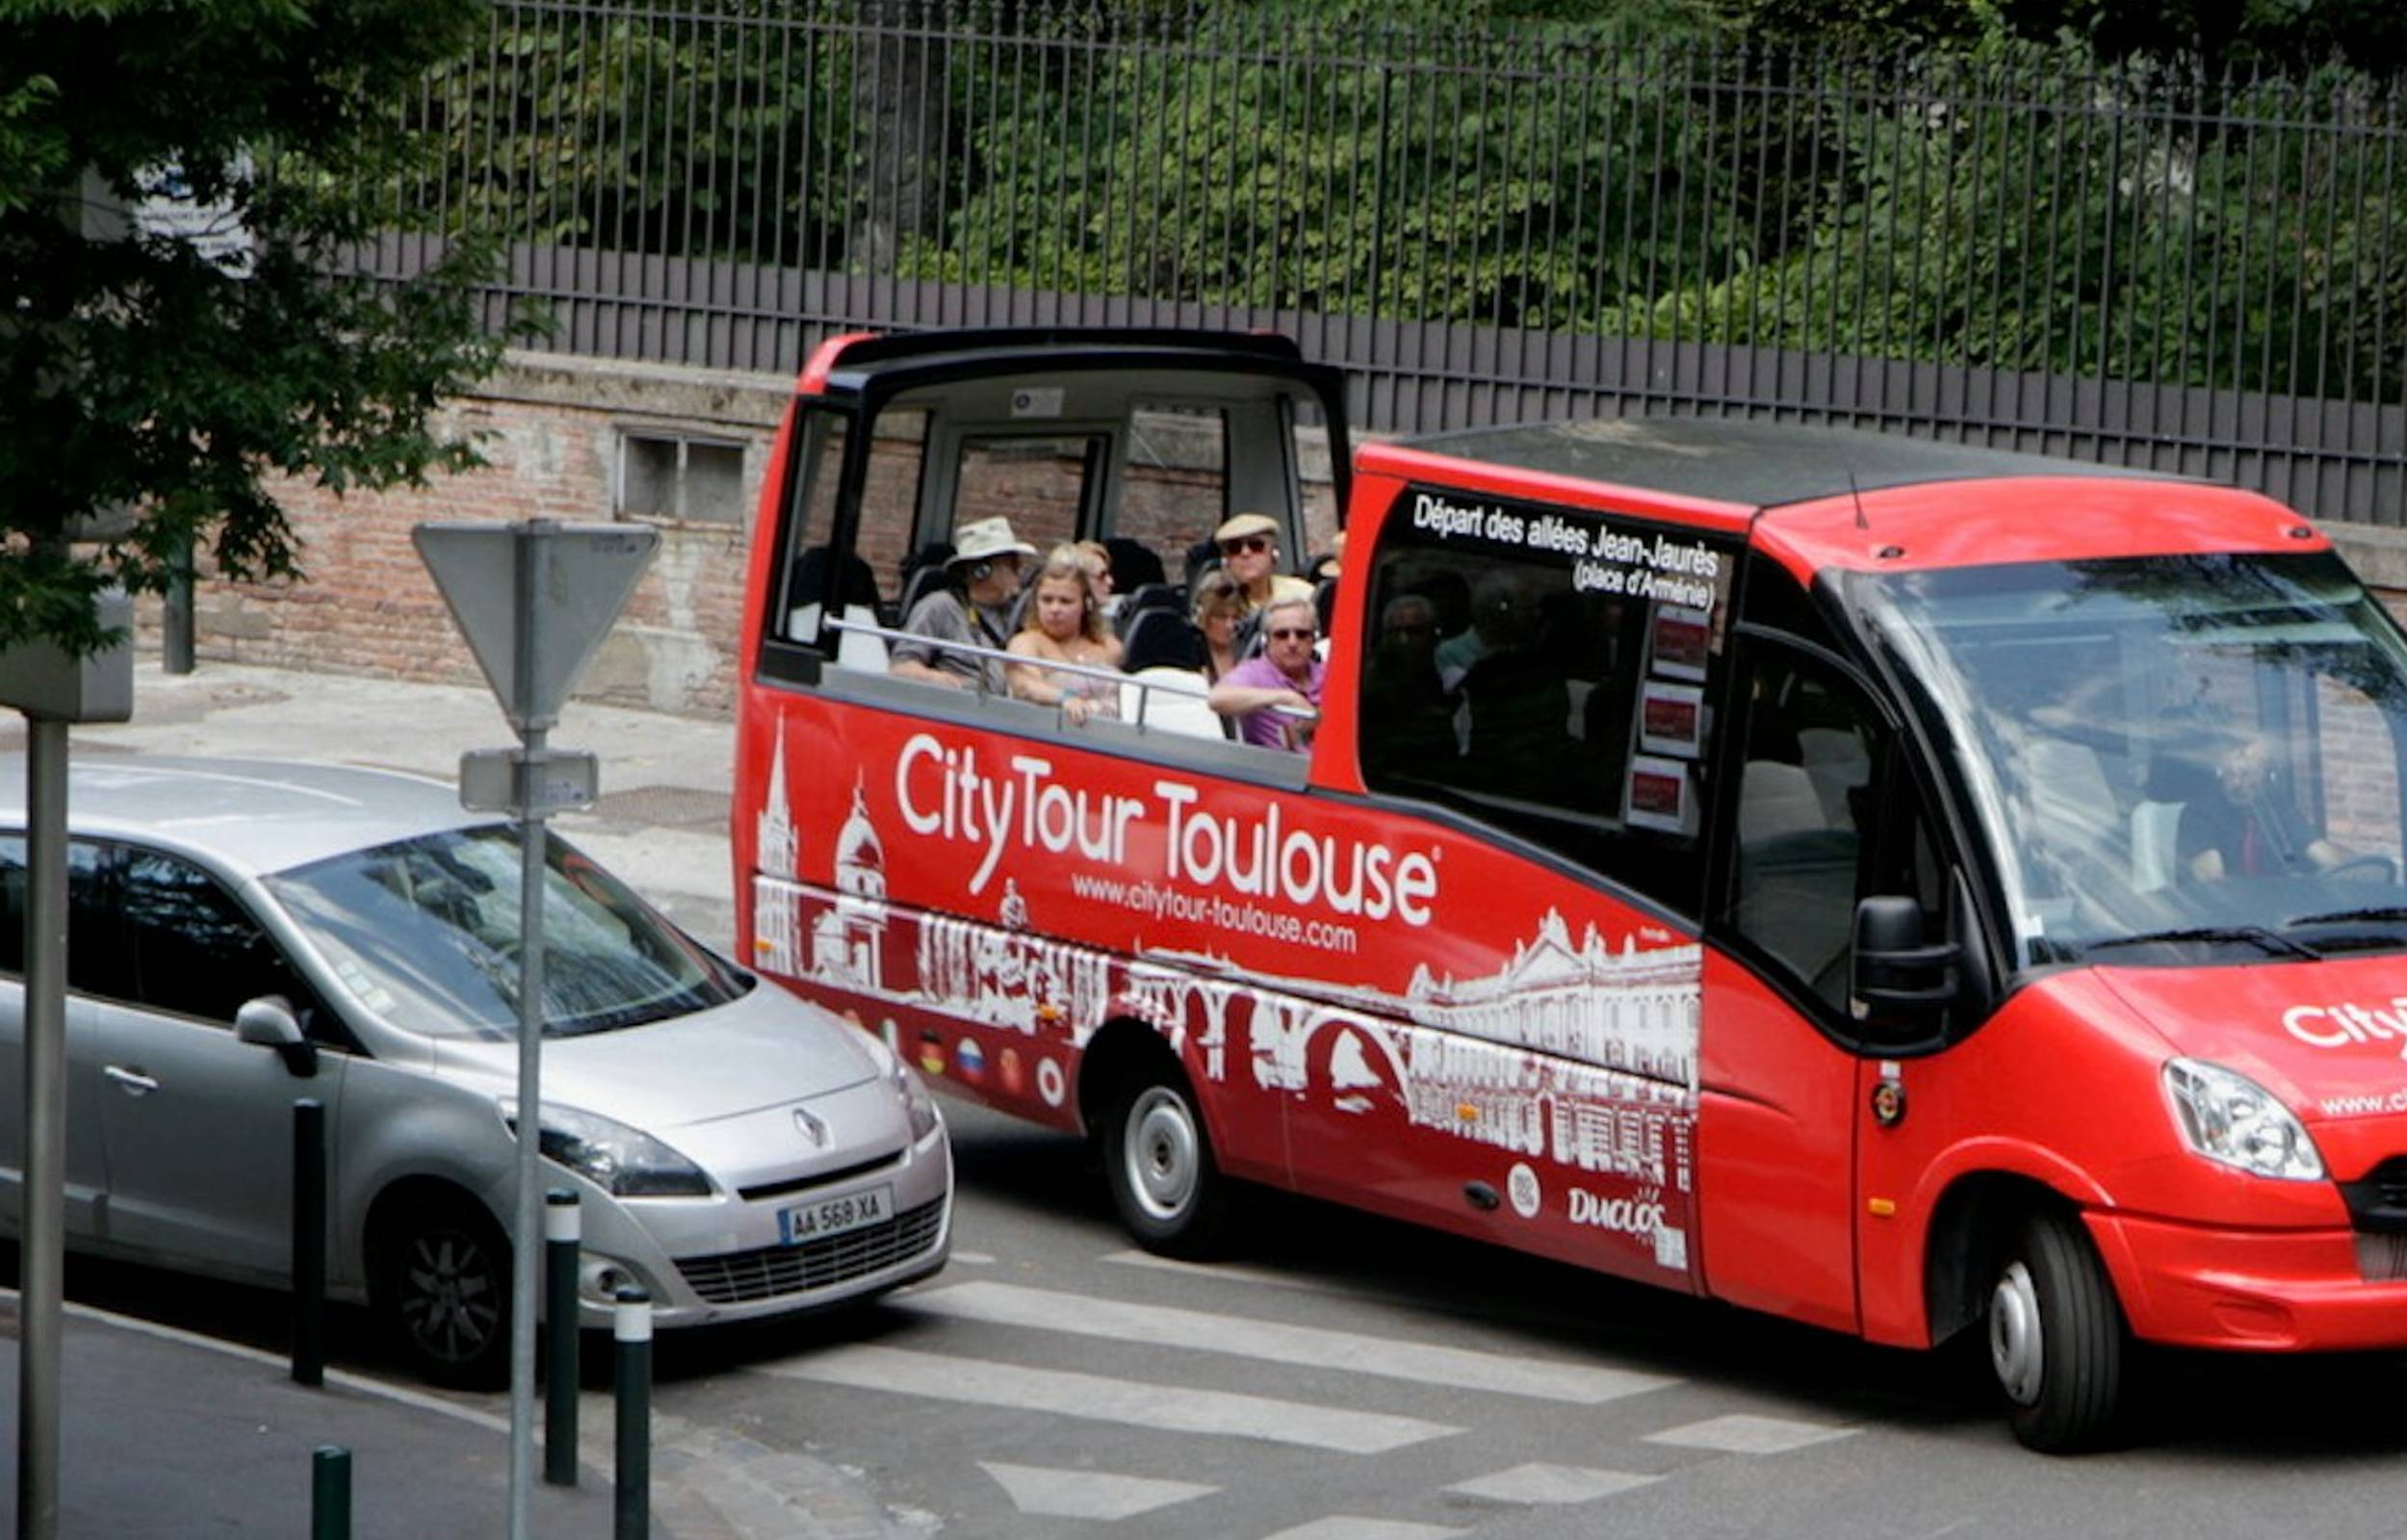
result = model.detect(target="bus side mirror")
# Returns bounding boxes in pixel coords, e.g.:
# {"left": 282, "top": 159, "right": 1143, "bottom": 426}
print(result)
{"left": 1851, "top": 896, "right": 1960, "bottom": 1022}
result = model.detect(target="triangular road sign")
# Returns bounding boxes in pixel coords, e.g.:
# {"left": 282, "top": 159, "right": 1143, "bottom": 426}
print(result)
{"left": 413, "top": 521, "right": 659, "bottom": 732}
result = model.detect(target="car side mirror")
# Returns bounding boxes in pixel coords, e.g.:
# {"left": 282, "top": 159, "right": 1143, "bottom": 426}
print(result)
{"left": 1851, "top": 895, "right": 1961, "bottom": 1026}
{"left": 236, "top": 996, "right": 318, "bottom": 1078}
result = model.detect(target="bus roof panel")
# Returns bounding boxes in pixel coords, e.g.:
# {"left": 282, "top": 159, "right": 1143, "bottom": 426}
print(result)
{"left": 804, "top": 328, "right": 1317, "bottom": 398}
{"left": 1385, "top": 416, "right": 2171, "bottom": 511}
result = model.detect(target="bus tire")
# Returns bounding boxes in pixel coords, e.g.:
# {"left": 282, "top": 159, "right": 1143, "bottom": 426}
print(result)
{"left": 1987, "top": 1207, "right": 2126, "bottom": 1452}
{"left": 1101, "top": 1064, "right": 1229, "bottom": 1258}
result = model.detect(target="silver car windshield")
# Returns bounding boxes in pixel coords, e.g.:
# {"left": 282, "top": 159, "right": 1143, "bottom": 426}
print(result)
{"left": 1852, "top": 551, "right": 2407, "bottom": 968}
{"left": 266, "top": 827, "right": 745, "bottom": 1039}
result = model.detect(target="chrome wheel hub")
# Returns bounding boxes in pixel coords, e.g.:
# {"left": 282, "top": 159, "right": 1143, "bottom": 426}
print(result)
{"left": 1125, "top": 1087, "right": 1199, "bottom": 1222}
{"left": 1989, "top": 1259, "right": 2044, "bottom": 1406}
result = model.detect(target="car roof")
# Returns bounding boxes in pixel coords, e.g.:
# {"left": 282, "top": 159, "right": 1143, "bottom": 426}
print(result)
{"left": 0, "top": 756, "right": 492, "bottom": 880}
{"left": 1381, "top": 415, "right": 2170, "bottom": 510}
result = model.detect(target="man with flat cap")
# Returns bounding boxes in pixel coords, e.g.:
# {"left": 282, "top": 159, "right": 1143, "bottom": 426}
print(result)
{"left": 892, "top": 515, "right": 1036, "bottom": 694}
{"left": 1212, "top": 511, "right": 1316, "bottom": 619}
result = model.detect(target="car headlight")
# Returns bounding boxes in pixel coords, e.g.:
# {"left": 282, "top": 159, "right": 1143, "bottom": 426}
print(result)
{"left": 893, "top": 1059, "right": 942, "bottom": 1143}
{"left": 503, "top": 1101, "right": 712, "bottom": 1197}
{"left": 2162, "top": 1058, "right": 2325, "bottom": 1181}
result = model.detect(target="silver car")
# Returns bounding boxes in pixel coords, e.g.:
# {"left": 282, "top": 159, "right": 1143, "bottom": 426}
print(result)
{"left": 0, "top": 756, "right": 950, "bottom": 1385}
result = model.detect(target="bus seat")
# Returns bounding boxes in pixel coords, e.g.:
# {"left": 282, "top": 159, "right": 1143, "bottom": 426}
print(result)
{"left": 1121, "top": 580, "right": 1185, "bottom": 620}
{"left": 1122, "top": 668, "right": 1226, "bottom": 739}
{"left": 1799, "top": 727, "right": 1871, "bottom": 826}
{"left": 2132, "top": 798, "right": 2184, "bottom": 892}
{"left": 895, "top": 564, "right": 949, "bottom": 624}
{"left": 1122, "top": 609, "right": 1206, "bottom": 673}
{"left": 834, "top": 604, "right": 889, "bottom": 672}
{"left": 2021, "top": 737, "right": 2120, "bottom": 849}
{"left": 1738, "top": 760, "right": 1826, "bottom": 844}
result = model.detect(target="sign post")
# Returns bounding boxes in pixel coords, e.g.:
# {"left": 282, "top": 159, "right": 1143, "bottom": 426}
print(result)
{"left": 413, "top": 520, "right": 657, "bottom": 1540}
{"left": 0, "top": 579, "right": 132, "bottom": 1540}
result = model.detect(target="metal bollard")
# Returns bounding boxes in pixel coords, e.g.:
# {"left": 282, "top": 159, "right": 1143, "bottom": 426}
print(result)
{"left": 310, "top": 1446, "right": 350, "bottom": 1540}
{"left": 292, "top": 1099, "right": 326, "bottom": 1387}
{"left": 543, "top": 1189, "right": 581, "bottom": 1487}
{"left": 612, "top": 1287, "right": 652, "bottom": 1540}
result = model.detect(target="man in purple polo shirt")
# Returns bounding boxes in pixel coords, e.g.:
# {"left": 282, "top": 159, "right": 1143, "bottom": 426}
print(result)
{"left": 1207, "top": 594, "right": 1324, "bottom": 751}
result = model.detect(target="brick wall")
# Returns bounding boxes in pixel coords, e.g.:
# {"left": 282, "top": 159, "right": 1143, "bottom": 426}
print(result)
{"left": 147, "top": 354, "right": 791, "bottom": 718}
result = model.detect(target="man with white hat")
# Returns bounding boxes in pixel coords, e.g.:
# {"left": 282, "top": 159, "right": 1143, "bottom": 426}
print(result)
{"left": 892, "top": 515, "right": 1037, "bottom": 694}
{"left": 1213, "top": 510, "right": 1315, "bottom": 619}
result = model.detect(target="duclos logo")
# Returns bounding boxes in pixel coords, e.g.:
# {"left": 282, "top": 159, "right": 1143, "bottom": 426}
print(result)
{"left": 894, "top": 733, "right": 1441, "bottom": 925}
{"left": 1566, "top": 1186, "right": 1668, "bottom": 1240}
{"left": 2284, "top": 997, "right": 2407, "bottom": 1053}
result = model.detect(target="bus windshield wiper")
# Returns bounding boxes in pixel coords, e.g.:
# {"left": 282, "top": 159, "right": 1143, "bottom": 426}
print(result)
{"left": 2082, "top": 926, "right": 2321, "bottom": 962}
{"left": 2284, "top": 905, "right": 2407, "bottom": 930}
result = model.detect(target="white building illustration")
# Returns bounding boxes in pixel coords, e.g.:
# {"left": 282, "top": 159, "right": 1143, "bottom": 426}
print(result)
{"left": 810, "top": 779, "right": 890, "bottom": 991}
{"left": 752, "top": 718, "right": 800, "bottom": 976}
{"left": 1404, "top": 909, "right": 1699, "bottom": 1091}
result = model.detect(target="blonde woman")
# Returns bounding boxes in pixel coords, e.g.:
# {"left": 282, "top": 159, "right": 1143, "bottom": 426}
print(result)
{"left": 1007, "top": 546, "right": 1124, "bottom": 724}
{"left": 1190, "top": 567, "right": 1246, "bottom": 682}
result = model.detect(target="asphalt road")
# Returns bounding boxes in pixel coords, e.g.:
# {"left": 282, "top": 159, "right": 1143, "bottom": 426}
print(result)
{"left": 40, "top": 1090, "right": 2407, "bottom": 1538}
{"left": 631, "top": 1097, "right": 2407, "bottom": 1540}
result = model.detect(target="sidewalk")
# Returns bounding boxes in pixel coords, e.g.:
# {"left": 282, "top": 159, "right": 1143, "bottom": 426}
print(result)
{"left": 0, "top": 1294, "right": 623, "bottom": 1537}
{"left": 0, "top": 658, "right": 919, "bottom": 1539}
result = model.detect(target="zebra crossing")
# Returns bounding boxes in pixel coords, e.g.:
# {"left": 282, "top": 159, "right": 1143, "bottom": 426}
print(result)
{"left": 735, "top": 1248, "right": 1858, "bottom": 1537}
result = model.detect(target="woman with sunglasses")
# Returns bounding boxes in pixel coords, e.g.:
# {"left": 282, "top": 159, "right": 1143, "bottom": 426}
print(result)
{"left": 1207, "top": 594, "right": 1324, "bottom": 751}
{"left": 1188, "top": 568, "right": 1247, "bottom": 682}
{"left": 1005, "top": 545, "right": 1124, "bottom": 725}
{"left": 1211, "top": 511, "right": 1315, "bottom": 619}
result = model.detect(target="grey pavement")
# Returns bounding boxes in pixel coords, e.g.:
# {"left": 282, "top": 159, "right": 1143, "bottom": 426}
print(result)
{"left": 0, "top": 657, "right": 919, "bottom": 1539}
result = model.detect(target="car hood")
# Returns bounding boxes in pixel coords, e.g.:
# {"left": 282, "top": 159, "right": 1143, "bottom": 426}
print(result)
{"left": 427, "top": 978, "right": 886, "bottom": 1131}
{"left": 2095, "top": 953, "right": 2407, "bottom": 1124}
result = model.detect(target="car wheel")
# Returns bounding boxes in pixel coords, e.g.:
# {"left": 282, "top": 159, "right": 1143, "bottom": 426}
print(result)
{"left": 380, "top": 1197, "right": 512, "bottom": 1390}
{"left": 1100, "top": 1062, "right": 1229, "bottom": 1258}
{"left": 1987, "top": 1208, "right": 2127, "bottom": 1452}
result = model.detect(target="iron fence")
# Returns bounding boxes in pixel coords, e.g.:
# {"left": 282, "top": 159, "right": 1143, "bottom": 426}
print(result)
{"left": 373, "top": 1, "right": 2407, "bottom": 523}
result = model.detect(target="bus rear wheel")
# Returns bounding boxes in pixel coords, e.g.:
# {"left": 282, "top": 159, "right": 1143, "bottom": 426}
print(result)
{"left": 1987, "top": 1208, "right": 2127, "bottom": 1452}
{"left": 1101, "top": 1065, "right": 1229, "bottom": 1258}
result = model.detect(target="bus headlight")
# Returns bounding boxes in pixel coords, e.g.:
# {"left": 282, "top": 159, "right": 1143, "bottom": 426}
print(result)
{"left": 2162, "top": 1059, "right": 2325, "bottom": 1181}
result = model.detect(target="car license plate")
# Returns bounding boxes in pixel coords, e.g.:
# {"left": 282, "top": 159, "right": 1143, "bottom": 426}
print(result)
{"left": 778, "top": 1184, "right": 892, "bottom": 1246}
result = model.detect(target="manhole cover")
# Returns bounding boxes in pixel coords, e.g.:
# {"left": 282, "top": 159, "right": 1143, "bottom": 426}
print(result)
{"left": 586, "top": 784, "right": 731, "bottom": 828}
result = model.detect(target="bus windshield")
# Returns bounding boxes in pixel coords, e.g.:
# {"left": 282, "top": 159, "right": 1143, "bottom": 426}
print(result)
{"left": 1852, "top": 551, "right": 2407, "bottom": 968}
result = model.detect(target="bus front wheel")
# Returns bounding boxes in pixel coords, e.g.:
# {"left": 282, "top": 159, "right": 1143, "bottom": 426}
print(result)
{"left": 1101, "top": 1065, "right": 1229, "bottom": 1258}
{"left": 1987, "top": 1208, "right": 2127, "bottom": 1452}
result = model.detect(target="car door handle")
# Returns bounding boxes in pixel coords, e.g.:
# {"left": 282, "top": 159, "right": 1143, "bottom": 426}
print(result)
{"left": 103, "top": 1065, "right": 159, "bottom": 1096}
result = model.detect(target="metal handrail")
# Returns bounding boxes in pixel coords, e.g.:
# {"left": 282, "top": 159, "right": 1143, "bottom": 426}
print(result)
{"left": 822, "top": 614, "right": 1312, "bottom": 732}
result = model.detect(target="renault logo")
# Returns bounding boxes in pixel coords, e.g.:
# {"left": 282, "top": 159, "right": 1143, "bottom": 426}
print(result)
{"left": 794, "top": 1108, "right": 830, "bottom": 1147}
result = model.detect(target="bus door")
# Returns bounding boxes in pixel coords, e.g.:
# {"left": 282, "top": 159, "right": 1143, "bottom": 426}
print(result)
{"left": 1333, "top": 485, "right": 1742, "bottom": 1291}
{"left": 1700, "top": 559, "right": 1954, "bottom": 1336}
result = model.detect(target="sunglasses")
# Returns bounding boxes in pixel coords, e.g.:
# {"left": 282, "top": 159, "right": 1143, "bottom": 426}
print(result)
{"left": 1219, "top": 535, "right": 1274, "bottom": 555}
{"left": 1267, "top": 626, "right": 1316, "bottom": 642}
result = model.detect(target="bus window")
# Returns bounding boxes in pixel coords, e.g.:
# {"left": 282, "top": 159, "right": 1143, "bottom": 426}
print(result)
{"left": 2317, "top": 674, "right": 2406, "bottom": 870}
{"left": 1123, "top": 404, "right": 1228, "bottom": 574}
{"left": 1726, "top": 646, "right": 1883, "bottom": 1010}
{"left": 952, "top": 435, "right": 1101, "bottom": 561}
{"left": 773, "top": 405, "right": 928, "bottom": 670}
{"left": 1359, "top": 488, "right": 1736, "bottom": 917}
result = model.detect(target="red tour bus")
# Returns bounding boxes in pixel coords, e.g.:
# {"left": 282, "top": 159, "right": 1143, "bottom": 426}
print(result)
{"left": 734, "top": 327, "right": 2407, "bottom": 1450}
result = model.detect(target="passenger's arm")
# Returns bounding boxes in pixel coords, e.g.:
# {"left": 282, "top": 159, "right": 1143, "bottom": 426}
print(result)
{"left": 890, "top": 655, "right": 968, "bottom": 689}
{"left": 1003, "top": 640, "right": 1056, "bottom": 705}
{"left": 1208, "top": 680, "right": 1314, "bottom": 720}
